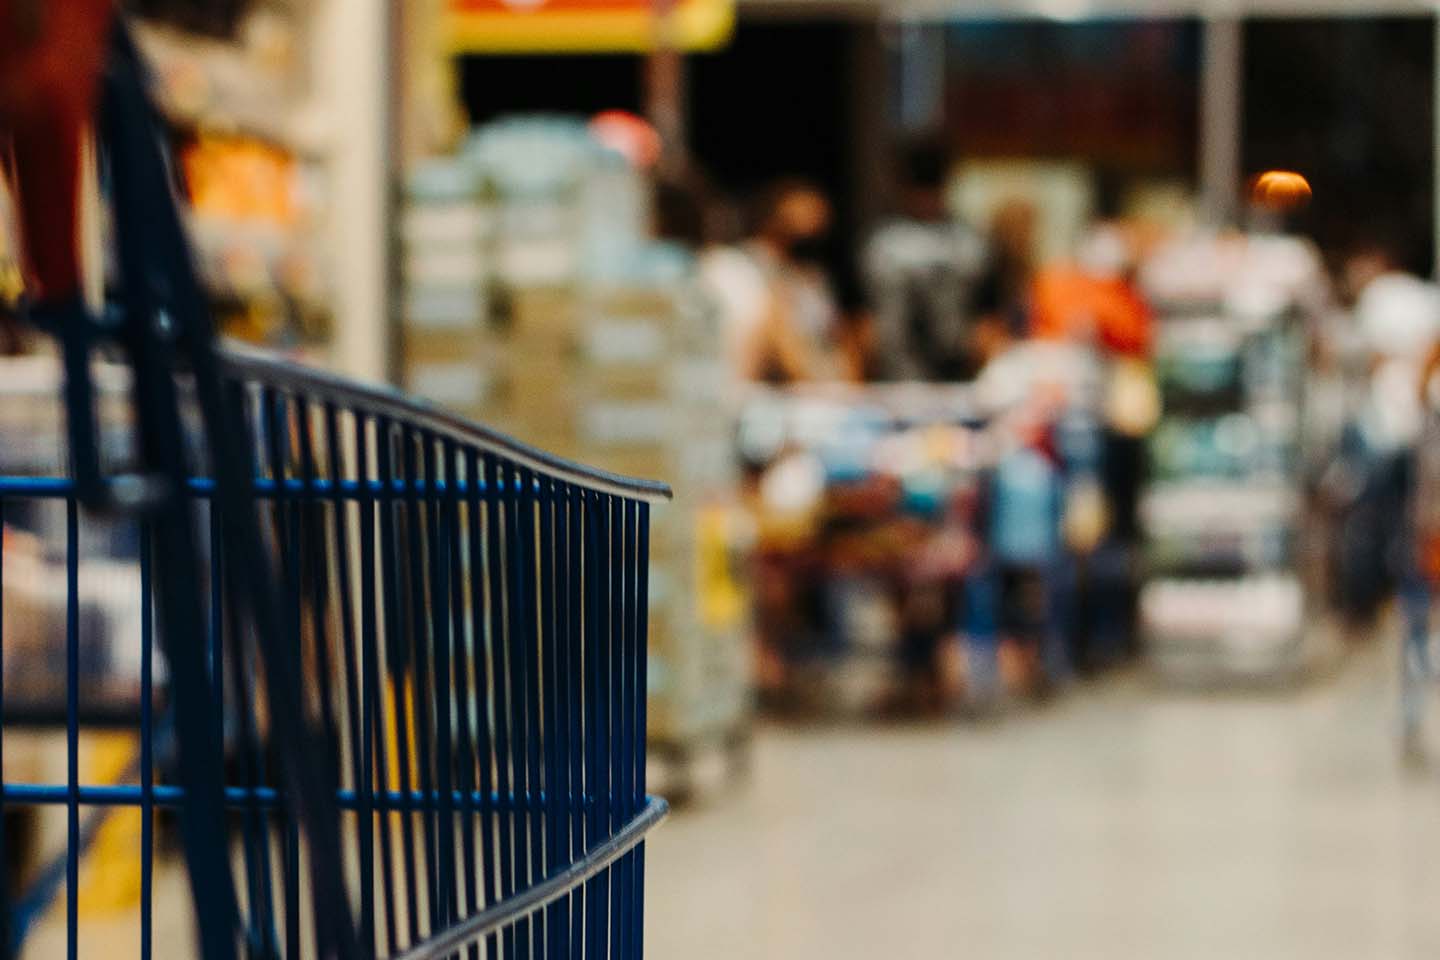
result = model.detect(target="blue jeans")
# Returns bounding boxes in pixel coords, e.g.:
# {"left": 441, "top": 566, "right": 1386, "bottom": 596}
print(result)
{"left": 962, "top": 556, "right": 1074, "bottom": 701}
{"left": 1400, "top": 573, "right": 1433, "bottom": 737}
{"left": 1373, "top": 447, "right": 1433, "bottom": 737}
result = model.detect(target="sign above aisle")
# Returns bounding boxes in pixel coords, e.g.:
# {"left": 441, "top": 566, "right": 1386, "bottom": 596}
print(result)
{"left": 445, "top": 0, "right": 734, "bottom": 52}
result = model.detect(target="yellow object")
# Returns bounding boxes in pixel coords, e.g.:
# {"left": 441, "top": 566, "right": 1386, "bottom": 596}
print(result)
{"left": 385, "top": 675, "right": 421, "bottom": 790}
{"left": 1105, "top": 359, "right": 1161, "bottom": 438}
{"left": 1061, "top": 481, "right": 1110, "bottom": 555}
{"left": 0, "top": 260, "right": 22, "bottom": 307}
{"left": 444, "top": 0, "right": 733, "bottom": 53}
{"left": 182, "top": 134, "right": 299, "bottom": 226}
{"left": 76, "top": 735, "right": 142, "bottom": 914}
{"left": 695, "top": 504, "right": 745, "bottom": 630}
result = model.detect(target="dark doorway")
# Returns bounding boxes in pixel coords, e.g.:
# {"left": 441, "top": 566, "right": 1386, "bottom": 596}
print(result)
{"left": 689, "top": 20, "right": 865, "bottom": 306}
{"left": 459, "top": 54, "right": 643, "bottom": 127}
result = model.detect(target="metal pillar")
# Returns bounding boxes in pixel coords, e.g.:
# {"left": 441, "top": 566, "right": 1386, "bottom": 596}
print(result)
{"left": 648, "top": 0, "right": 688, "bottom": 176}
{"left": 318, "top": 0, "right": 392, "bottom": 383}
{"left": 1200, "top": 14, "right": 1243, "bottom": 227}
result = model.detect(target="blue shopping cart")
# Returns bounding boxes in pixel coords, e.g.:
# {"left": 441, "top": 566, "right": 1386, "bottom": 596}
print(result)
{"left": 1, "top": 14, "right": 668, "bottom": 960}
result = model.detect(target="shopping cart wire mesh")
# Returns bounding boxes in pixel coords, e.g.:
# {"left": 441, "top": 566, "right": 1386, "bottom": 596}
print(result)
{"left": 0, "top": 15, "right": 669, "bottom": 960}
{"left": 1, "top": 347, "right": 671, "bottom": 960}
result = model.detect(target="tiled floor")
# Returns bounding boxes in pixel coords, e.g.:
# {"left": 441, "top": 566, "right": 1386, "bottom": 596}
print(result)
{"left": 18, "top": 631, "right": 1440, "bottom": 959}
{"left": 645, "top": 635, "right": 1440, "bottom": 959}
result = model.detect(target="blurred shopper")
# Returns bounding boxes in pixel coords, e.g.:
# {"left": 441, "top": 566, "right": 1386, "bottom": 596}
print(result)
{"left": 1030, "top": 224, "right": 1153, "bottom": 358}
{"left": 1349, "top": 263, "right": 1440, "bottom": 749}
{"left": 962, "top": 407, "right": 1069, "bottom": 705}
{"left": 963, "top": 316, "right": 1090, "bottom": 702}
{"left": 974, "top": 198, "right": 1039, "bottom": 337}
{"left": 1355, "top": 270, "right": 1440, "bottom": 459}
{"left": 1033, "top": 219, "right": 1159, "bottom": 666}
{"left": 698, "top": 179, "right": 841, "bottom": 384}
{"left": 861, "top": 140, "right": 989, "bottom": 381}
{"left": 1414, "top": 342, "right": 1440, "bottom": 582}
{"left": 1412, "top": 339, "right": 1440, "bottom": 752}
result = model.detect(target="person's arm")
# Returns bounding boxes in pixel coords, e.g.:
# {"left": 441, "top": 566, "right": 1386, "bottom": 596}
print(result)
{"left": 739, "top": 283, "right": 815, "bottom": 382}
{"left": 834, "top": 312, "right": 874, "bottom": 382}
{"left": 1420, "top": 338, "right": 1440, "bottom": 407}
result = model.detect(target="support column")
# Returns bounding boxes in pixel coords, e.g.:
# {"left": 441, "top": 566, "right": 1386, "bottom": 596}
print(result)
{"left": 317, "top": 0, "right": 391, "bottom": 383}
{"left": 1200, "top": 15, "right": 1243, "bottom": 227}
{"left": 647, "top": 0, "right": 688, "bottom": 176}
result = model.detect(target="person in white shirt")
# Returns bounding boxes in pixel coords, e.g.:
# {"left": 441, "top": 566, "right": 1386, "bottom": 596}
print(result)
{"left": 698, "top": 179, "right": 841, "bottom": 384}
{"left": 1355, "top": 271, "right": 1440, "bottom": 454}
{"left": 1349, "top": 258, "right": 1440, "bottom": 753}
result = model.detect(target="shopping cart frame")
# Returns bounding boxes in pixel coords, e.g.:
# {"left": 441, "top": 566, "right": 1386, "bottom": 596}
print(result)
{"left": 0, "top": 342, "right": 673, "bottom": 960}
{"left": 1, "top": 14, "right": 671, "bottom": 958}
{"left": 224, "top": 346, "right": 675, "bottom": 960}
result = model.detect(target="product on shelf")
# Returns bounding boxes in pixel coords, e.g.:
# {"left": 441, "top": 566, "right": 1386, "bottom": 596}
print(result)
{"left": 131, "top": 8, "right": 333, "bottom": 351}
{"left": 135, "top": 10, "right": 322, "bottom": 154}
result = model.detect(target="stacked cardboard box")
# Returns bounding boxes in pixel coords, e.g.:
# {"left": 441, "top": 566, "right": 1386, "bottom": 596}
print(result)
{"left": 400, "top": 161, "right": 499, "bottom": 417}
{"left": 408, "top": 268, "right": 750, "bottom": 773}
{"left": 400, "top": 119, "right": 751, "bottom": 793}
{"left": 570, "top": 283, "right": 750, "bottom": 770}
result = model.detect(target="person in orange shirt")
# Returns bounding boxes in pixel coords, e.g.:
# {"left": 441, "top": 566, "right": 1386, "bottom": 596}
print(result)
{"left": 1026, "top": 221, "right": 1157, "bottom": 672}
{"left": 1029, "top": 224, "right": 1153, "bottom": 358}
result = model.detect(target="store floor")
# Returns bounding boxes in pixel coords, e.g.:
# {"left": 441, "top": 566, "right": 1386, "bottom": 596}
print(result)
{"left": 645, "top": 633, "right": 1440, "bottom": 959}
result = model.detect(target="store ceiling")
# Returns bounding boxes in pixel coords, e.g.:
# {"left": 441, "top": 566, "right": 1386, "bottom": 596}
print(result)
{"left": 740, "top": 0, "right": 1440, "bottom": 17}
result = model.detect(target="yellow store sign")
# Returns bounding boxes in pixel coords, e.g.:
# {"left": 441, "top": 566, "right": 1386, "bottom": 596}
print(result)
{"left": 445, "top": 0, "right": 734, "bottom": 53}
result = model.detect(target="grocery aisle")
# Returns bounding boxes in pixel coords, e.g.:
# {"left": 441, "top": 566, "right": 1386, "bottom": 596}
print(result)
{"left": 645, "top": 633, "right": 1440, "bottom": 960}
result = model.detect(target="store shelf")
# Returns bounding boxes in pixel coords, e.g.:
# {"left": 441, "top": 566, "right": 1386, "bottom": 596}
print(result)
{"left": 1141, "top": 233, "right": 1316, "bottom": 684}
{"left": 135, "top": 20, "right": 329, "bottom": 158}
{"left": 1142, "top": 480, "right": 1299, "bottom": 533}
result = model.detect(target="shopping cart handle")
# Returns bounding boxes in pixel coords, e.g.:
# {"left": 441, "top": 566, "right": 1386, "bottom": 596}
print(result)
{"left": 27, "top": 295, "right": 172, "bottom": 511}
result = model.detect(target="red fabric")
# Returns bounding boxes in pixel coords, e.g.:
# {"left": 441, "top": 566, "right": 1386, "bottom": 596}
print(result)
{"left": 0, "top": 0, "right": 116, "bottom": 301}
{"left": 1029, "top": 267, "right": 1153, "bottom": 358}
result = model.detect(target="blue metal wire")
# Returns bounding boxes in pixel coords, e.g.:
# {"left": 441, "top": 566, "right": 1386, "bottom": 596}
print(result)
{"left": 7, "top": 15, "right": 666, "bottom": 957}
{"left": 517, "top": 466, "right": 544, "bottom": 957}
{"left": 65, "top": 497, "right": 79, "bottom": 960}
{"left": 400, "top": 425, "right": 441, "bottom": 942}
{"left": 464, "top": 447, "right": 499, "bottom": 960}
{"left": 540, "top": 476, "right": 566, "bottom": 960}
{"left": 440, "top": 438, "right": 478, "bottom": 960}
{"left": 378, "top": 416, "right": 423, "bottom": 950}
{"left": 1, "top": 352, "right": 668, "bottom": 960}
{"left": 499, "top": 455, "right": 526, "bottom": 960}
{"left": 357, "top": 412, "right": 399, "bottom": 958}
{"left": 0, "top": 497, "right": 7, "bottom": 960}
{"left": 139, "top": 523, "right": 153, "bottom": 960}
